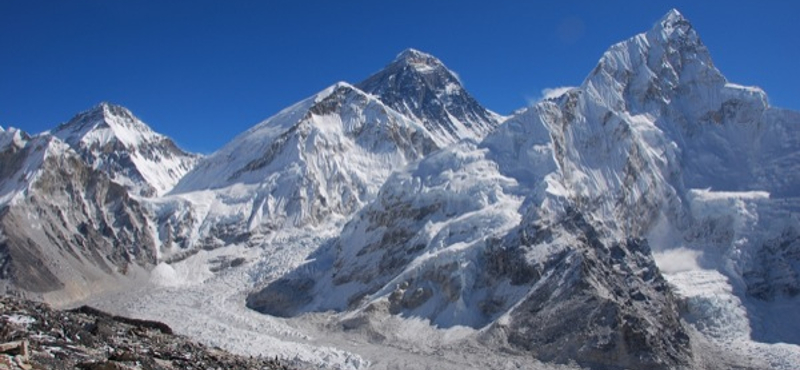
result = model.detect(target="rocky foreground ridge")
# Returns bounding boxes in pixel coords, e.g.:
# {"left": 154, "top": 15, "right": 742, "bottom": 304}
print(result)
{"left": 0, "top": 295, "right": 292, "bottom": 370}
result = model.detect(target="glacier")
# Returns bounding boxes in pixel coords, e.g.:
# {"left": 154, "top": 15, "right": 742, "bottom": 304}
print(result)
{"left": 1, "top": 8, "right": 799, "bottom": 370}
{"left": 246, "top": 8, "right": 800, "bottom": 369}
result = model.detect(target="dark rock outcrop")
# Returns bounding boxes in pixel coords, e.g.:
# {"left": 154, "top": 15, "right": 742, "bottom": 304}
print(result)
{"left": 0, "top": 295, "right": 294, "bottom": 370}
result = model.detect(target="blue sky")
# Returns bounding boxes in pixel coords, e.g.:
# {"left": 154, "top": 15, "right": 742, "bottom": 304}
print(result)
{"left": 2, "top": 1, "right": 798, "bottom": 153}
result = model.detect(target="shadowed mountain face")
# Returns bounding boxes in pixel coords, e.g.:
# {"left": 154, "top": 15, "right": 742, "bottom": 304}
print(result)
{"left": 0, "top": 131, "right": 156, "bottom": 301}
{"left": 357, "top": 48, "right": 502, "bottom": 146}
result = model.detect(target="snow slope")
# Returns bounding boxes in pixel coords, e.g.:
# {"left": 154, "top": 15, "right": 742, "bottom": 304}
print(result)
{"left": 161, "top": 83, "right": 439, "bottom": 257}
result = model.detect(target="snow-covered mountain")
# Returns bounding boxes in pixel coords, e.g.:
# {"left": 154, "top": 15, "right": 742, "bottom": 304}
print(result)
{"left": 164, "top": 82, "right": 439, "bottom": 252}
{"left": 0, "top": 127, "right": 157, "bottom": 302}
{"left": 160, "top": 50, "right": 501, "bottom": 252}
{"left": 173, "top": 83, "right": 436, "bottom": 194}
{"left": 2, "top": 7, "right": 800, "bottom": 370}
{"left": 571, "top": 8, "right": 800, "bottom": 309}
{"left": 248, "top": 9, "right": 800, "bottom": 369}
{"left": 357, "top": 48, "right": 503, "bottom": 146}
{"left": 51, "top": 103, "right": 199, "bottom": 197}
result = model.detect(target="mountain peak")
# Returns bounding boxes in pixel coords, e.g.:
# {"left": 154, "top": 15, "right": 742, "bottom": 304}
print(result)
{"left": 0, "top": 125, "right": 31, "bottom": 150}
{"left": 659, "top": 8, "right": 684, "bottom": 24}
{"left": 395, "top": 47, "right": 429, "bottom": 59}
{"left": 582, "top": 7, "right": 722, "bottom": 113}
{"left": 51, "top": 103, "right": 198, "bottom": 197}
{"left": 96, "top": 101, "right": 115, "bottom": 110}
{"left": 649, "top": 8, "right": 698, "bottom": 44}
{"left": 314, "top": 81, "right": 357, "bottom": 102}
{"left": 53, "top": 103, "right": 153, "bottom": 147}
{"left": 392, "top": 48, "right": 443, "bottom": 72}
{"left": 356, "top": 49, "right": 501, "bottom": 145}
{"left": 83, "top": 101, "right": 134, "bottom": 120}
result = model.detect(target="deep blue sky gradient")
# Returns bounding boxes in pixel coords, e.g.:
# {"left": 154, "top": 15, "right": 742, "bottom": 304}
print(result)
{"left": 2, "top": 1, "right": 798, "bottom": 153}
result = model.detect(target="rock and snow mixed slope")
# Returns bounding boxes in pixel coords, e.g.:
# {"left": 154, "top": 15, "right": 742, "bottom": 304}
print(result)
{"left": 51, "top": 102, "right": 199, "bottom": 197}
{"left": 0, "top": 295, "right": 292, "bottom": 370}
{"left": 246, "top": 143, "right": 525, "bottom": 323}
{"left": 2, "top": 7, "right": 800, "bottom": 370}
{"left": 357, "top": 48, "right": 503, "bottom": 146}
{"left": 0, "top": 103, "right": 199, "bottom": 301}
{"left": 249, "top": 9, "right": 800, "bottom": 369}
{"left": 0, "top": 127, "right": 156, "bottom": 302}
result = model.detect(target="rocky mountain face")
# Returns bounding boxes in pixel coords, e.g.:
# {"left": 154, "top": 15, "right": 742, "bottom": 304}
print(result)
{"left": 357, "top": 48, "right": 503, "bottom": 146}
{"left": 485, "top": 211, "right": 690, "bottom": 369}
{"left": 52, "top": 103, "right": 199, "bottom": 197}
{"left": 0, "top": 295, "right": 293, "bottom": 370}
{"left": 2, "top": 8, "right": 800, "bottom": 370}
{"left": 0, "top": 128, "right": 157, "bottom": 302}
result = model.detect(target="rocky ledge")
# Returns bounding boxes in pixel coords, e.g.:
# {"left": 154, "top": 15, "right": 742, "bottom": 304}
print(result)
{"left": 0, "top": 295, "right": 292, "bottom": 370}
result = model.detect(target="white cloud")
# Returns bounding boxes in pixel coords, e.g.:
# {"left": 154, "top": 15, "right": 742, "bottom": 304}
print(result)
{"left": 540, "top": 86, "right": 575, "bottom": 100}
{"left": 526, "top": 86, "right": 576, "bottom": 106}
{"left": 450, "top": 69, "right": 462, "bottom": 84}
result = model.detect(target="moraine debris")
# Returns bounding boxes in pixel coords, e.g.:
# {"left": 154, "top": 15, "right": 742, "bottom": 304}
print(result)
{"left": 0, "top": 295, "right": 295, "bottom": 370}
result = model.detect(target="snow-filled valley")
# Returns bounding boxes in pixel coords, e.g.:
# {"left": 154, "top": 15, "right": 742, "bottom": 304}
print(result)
{"left": 72, "top": 189, "right": 800, "bottom": 369}
{"left": 3, "top": 8, "right": 800, "bottom": 370}
{"left": 75, "top": 234, "right": 569, "bottom": 370}
{"left": 74, "top": 222, "right": 800, "bottom": 370}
